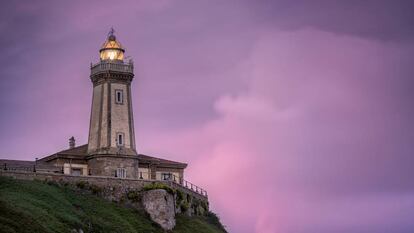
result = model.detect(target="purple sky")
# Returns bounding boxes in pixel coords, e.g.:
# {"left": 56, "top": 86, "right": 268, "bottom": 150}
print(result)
{"left": 1, "top": 1, "right": 414, "bottom": 232}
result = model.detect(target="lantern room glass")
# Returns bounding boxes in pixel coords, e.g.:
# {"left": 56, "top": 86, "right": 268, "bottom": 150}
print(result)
{"left": 100, "top": 49, "right": 124, "bottom": 61}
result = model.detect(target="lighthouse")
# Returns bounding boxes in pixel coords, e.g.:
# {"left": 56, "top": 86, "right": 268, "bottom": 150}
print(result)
{"left": 87, "top": 29, "right": 139, "bottom": 178}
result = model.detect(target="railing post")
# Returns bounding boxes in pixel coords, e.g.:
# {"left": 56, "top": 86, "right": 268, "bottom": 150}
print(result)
{"left": 34, "top": 158, "right": 38, "bottom": 173}
{"left": 3, "top": 163, "right": 6, "bottom": 170}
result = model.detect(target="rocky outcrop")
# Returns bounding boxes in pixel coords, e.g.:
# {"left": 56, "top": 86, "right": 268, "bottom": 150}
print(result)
{"left": 142, "top": 189, "right": 176, "bottom": 230}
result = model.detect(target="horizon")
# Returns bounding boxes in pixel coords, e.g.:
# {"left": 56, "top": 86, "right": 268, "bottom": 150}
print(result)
{"left": 1, "top": 1, "right": 414, "bottom": 232}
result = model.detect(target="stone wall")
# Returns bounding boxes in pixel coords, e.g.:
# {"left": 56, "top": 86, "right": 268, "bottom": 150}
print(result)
{"left": 110, "top": 82, "right": 134, "bottom": 149}
{"left": 87, "top": 155, "right": 140, "bottom": 179}
{"left": 88, "top": 83, "right": 103, "bottom": 153}
{"left": 88, "top": 75, "right": 136, "bottom": 155}
{"left": 0, "top": 170, "right": 207, "bottom": 201}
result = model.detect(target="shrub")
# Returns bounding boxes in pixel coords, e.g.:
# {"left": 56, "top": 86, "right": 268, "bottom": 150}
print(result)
{"left": 192, "top": 198, "right": 200, "bottom": 208}
{"left": 191, "top": 198, "right": 207, "bottom": 215}
{"left": 205, "top": 211, "right": 227, "bottom": 232}
{"left": 176, "top": 189, "right": 184, "bottom": 201}
{"left": 127, "top": 190, "right": 141, "bottom": 202}
{"left": 142, "top": 182, "right": 175, "bottom": 195}
{"left": 89, "top": 184, "right": 103, "bottom": 195}
{"left": 201, "top": 200, "right": 209, "bottom": 211}
{"left": 46, "top": 180, "right": 59, "bottom": 187}
{"left": 180, "top": 200, "right": 189, "bottom": 212}
{"left": 61, "top": 181, "right": 70, "bottom": 187}
{"left": 197, "top": 205, "right": 206, "bottom": 215}
{"left": 75, "top": 180, "right": 88, "bottom": 189}
{"left": 176, "top": 189, "right": 185, "bottom": 207}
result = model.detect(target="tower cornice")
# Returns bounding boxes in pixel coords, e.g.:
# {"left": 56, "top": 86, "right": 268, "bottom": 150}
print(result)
{"left": 90, "top": 61, "right": 134, "bottom": 86}
{"left": 90, "top": 72, "right": 134, "bottom": 86}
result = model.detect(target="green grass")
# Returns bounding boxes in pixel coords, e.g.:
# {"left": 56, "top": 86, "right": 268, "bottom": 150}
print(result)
{"left": 0, "top": 177, "right": 226, "bottom": 233}
{"left": 175, "top": 214, "right": 227, "bottom": 233}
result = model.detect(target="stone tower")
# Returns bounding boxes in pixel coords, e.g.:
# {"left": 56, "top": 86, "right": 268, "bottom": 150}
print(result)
{"left": 86, "top": 29, "right": 139, "bottom": 178}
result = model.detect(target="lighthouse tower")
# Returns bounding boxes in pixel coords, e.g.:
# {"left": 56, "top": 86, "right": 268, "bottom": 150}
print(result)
{"left": 86, "top": 29, "right": 139, "bottom": 178}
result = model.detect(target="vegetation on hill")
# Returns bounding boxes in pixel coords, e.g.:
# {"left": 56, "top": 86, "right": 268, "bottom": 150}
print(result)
{"left": 0, "top": 177, "right": 226, "bottom": 233}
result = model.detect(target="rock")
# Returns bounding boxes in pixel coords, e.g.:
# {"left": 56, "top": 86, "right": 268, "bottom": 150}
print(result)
{"left": 142, "top": 189, "right": 176, "bottom": 231}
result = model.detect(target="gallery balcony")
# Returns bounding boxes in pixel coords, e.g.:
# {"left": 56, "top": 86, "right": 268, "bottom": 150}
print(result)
{"left": 90, "top": 60, "right": 133, "bottom": 76}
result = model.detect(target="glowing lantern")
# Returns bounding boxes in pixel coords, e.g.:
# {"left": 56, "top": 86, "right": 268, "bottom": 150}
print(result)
{"left": 99, "top": 30, "right": 125, "bottom": 61}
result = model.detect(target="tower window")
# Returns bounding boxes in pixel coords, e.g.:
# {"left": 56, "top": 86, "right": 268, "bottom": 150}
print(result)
{"left": 116, "top": 168, "right": 126, "bottom": 178}
{"left": 115, "top": 90, "right": 123, "bottom": 104}
{"left": 116, "top": 132, "right": 124, "bottom": 146}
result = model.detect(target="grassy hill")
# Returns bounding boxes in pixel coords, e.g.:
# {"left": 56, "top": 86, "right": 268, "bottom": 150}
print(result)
{"left": 0, "top": 177, "right": 226, "bottom": 233}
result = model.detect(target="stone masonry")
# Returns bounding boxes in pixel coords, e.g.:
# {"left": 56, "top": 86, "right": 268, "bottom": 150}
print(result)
{"left": 87, "top": 155, "right": 140, "bottom": 179}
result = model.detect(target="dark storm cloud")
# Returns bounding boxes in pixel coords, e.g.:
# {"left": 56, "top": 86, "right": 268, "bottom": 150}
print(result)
{"left": 249, "top": 0, "right": 414, "bottom": 42}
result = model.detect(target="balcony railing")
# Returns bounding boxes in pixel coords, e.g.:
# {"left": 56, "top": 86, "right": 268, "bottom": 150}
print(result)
{"left": 90, "top": 61, "right": 133, "bottom": 76}
{"left": 138, "top": 171, "right": 208, "bottom": 197}
{"left": 2, "top": 163, "right": 35, "bottom": 172}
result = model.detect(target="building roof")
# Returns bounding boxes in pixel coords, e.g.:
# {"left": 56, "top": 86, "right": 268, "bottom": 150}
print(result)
{"left": 38, "top": 144, "right": 187, "bottom": 169}
{"left": 58, "top": 144, "right": 89, "bottom": 155}
{"left": 0, "top": 159, "right": 61, "bottom": 172}
{"left": 0, "top": 159, "right": 34, "bottom": 167}
{"left": 101, "top": 36, "right": 124, "bottom": 51}
{"left": 138, "top": 154, "right": 187, "bottom": 169}
{"left": 38, "top": 144, "right": 89, "bottom": 162}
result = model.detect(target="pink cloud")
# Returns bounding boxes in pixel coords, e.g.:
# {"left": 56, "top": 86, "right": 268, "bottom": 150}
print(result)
{"left": 139, "top": 29, "right": 414, "bottom": 232}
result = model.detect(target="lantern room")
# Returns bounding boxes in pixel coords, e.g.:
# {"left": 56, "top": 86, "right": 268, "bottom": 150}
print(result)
{"left": 99, "top": 29, "right": 125, "bottom": 61}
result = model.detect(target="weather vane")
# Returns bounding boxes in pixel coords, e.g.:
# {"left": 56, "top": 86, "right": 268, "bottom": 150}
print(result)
{"left": 108, "top": 27, "right": 115, "bottom": 37}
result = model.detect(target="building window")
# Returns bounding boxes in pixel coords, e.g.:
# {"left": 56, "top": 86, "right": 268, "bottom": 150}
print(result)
{"left": 116, "top": 132, "right": 124, "bottom": 146}
{"left": 115, "top": 90, "right": 123, "bottom": 104}
{"left": 161, "top": 173, "right": 172, "bottom": 180}
{"left": 71, "top": 168, "right": 82, "bottom": 176}
{"left": 116, "top": 168, "right": 126, "bottom": 178}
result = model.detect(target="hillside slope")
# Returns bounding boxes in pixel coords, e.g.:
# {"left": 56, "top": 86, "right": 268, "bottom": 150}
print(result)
{"left": 0, "top": 177, "right": 226, "bottom": 233}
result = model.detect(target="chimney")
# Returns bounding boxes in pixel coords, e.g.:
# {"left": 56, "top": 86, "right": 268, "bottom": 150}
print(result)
{"left": 69, "top": 136, "right": 75, "bottom": 149}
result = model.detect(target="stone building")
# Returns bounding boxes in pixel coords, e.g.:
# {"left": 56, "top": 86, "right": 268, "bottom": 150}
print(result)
{"left": 5, "top": 30, "right": 187, "bottom": 181}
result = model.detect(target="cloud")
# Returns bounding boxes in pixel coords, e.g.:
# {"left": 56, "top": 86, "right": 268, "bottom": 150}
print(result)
{"left": 248, "top": 0, "right": 414, "bottom": 42}
{"left": 140, "top": 29, "right": 414, "bottom": 232}
{"left": 2, "top": 1, "right": 414, "bottom": 232}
